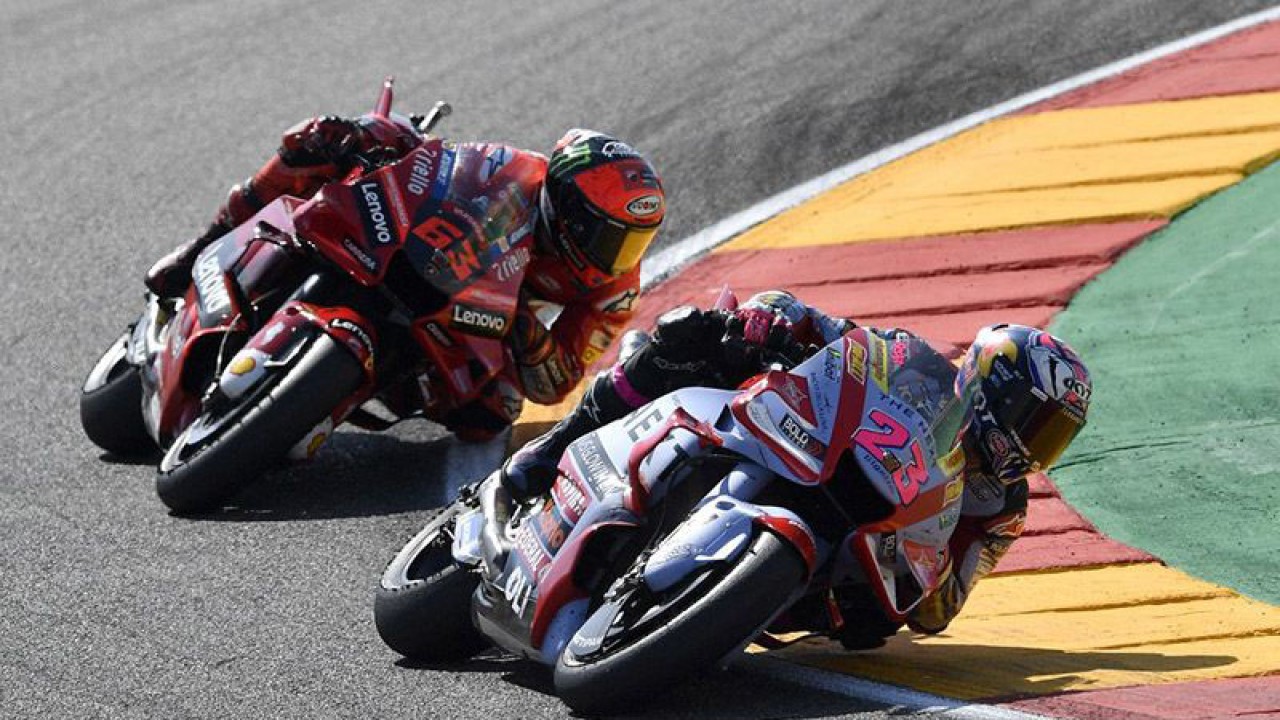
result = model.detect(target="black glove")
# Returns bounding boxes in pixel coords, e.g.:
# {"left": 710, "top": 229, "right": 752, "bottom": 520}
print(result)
{"left": 722, "top": 307, "right": 809, "bottom": 370}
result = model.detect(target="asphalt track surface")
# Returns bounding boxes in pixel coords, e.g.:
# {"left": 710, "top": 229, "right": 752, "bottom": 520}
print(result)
{"left": 2, "top": 2, "right": 1277, "bottom": 718}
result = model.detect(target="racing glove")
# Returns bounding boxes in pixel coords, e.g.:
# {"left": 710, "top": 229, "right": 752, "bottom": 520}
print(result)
{"left": 722, "top": 306, "right": 809, "bottom": 371}
{"left": 279, "top": 115, "right": 367, "bottom": 167}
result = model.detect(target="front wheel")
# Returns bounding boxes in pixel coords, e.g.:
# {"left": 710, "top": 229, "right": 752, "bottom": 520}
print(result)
{"left": 374, "top": 501, "right": 489, "bottom": 662}
{"left": 155, "top": 334, "right": 364, "bottom": 514}
{"left": 80, "top": 331, "right": 153, "bottom": 456}
{"left": 554, "top": 531, "right": 806, "bottom": 715}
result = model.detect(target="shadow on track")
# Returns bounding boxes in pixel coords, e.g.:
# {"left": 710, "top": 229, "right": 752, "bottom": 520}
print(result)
{"left": 393, "top": 649, "right": 904, "bottom": 720}
{"left": 176, "top": 430, "right": 504, "bottom": 522}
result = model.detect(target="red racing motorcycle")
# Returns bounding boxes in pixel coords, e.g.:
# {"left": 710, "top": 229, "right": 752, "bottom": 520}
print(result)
{"left": 81, "top": 79, "right": 533, "bottom": 513}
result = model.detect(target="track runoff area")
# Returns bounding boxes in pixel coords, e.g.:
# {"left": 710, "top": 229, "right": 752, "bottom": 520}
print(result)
{"left": 509, "top": 7, "right": 1280, "bottom": 719}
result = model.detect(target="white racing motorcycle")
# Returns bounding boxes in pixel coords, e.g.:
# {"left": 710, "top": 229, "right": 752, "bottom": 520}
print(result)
{"left": 375, "top": 323, "right": 968, "bottom": 714}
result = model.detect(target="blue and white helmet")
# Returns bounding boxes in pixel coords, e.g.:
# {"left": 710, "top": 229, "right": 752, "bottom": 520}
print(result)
{"left": 955, "top": 324, "right": 1091, "bottom": 483}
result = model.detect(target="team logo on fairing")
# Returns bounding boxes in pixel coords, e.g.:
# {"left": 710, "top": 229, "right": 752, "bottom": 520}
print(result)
{"left": 193, "top": 248, "right": 231, "bottom": 318}
{"left": 423, "top": 321, "right": 454, "bottom": 348}
{"left": 779, "top": 413, "right": 825, "bottom": 457}
{"left": 357, "top": 181, "right": 397, "bottom": 245}
{"left": 342, "top": 237, "right": 378, "bottom": 271}
{"left": 450, "top": 303, "right": 507, "bottom": 338}
{"left": 780, "top": 414, "right": 811, "bottom": 448}
{"left": 329, "top": 318, "right": 374, "bottom": 359}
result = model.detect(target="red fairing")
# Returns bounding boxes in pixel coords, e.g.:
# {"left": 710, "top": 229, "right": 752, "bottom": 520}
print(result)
{"left": 152, "top": 200, "right": 308, "bottom": 443}
{"left": 754, "top": 515, "right": 818, "bottom": 575}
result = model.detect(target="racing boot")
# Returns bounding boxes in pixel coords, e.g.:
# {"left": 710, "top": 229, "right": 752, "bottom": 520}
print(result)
{"left": 499, "top": 367, "right": 644, "bottom": 500}
{"left": 143, "top": 118, "right": 360, "bottom": 298}
{"left": 144, "top": 180, "right": 260, "bottom": 297}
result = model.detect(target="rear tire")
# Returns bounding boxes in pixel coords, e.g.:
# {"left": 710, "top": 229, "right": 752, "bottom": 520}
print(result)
{"left": 374, "top": 502, "right": 489, "bottom": 662}
{"left": 554, "top": 531, "right": 806, "bottom": 715}
{"left": 80, "top": 331, "right": 153, "bottom": 456}
{"left": 155, "top": 335, "right": 363, "bottom": 514}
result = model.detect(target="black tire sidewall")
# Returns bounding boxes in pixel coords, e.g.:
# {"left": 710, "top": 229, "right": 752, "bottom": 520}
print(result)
{"left": 374, "top": 504, "right": 488, "bottom": 662}
{"left": 554, "top": 531, "right": 806, "bottom": 715}
{"left": 154, "top": 335, "right": 363, "bottom": 514}
{"left": 80, "top": 334, "right": 152, "bottom": 456}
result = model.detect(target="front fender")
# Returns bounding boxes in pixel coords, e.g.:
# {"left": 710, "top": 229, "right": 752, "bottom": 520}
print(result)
{"left": 216, "top": 301, "right": 377, "bottom": 401}
{"left": 642, "top": 497, "right": 818, "bottom": 593}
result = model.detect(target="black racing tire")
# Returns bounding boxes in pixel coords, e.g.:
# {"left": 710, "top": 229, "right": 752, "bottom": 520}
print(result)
{"left": 374, "top": 502, "right": 489, "bottom": 663}
{"left": 155, "top": 334, "right": 363, "bottom": 514}
{"left": 80, "top": 331, "right": 153, "bottom": 456}
{"left": 554, "top": 531, "right": 807, "bottom": 716}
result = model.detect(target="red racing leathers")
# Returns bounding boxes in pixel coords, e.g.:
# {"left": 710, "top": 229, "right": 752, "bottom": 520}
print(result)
{"left": 151, "top": 115, "right": 637, "bottom": 438}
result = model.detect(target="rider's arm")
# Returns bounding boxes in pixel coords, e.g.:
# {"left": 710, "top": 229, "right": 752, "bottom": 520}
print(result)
{"left": 906, "top": 477, "right": 1028, "bottom": 634}
{"left": 511, "top": 273, "right": 639, "bottom": 405}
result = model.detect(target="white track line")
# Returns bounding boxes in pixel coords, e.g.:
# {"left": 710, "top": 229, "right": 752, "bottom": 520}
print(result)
{"left": 639, "top": 3, "right": 1280, "bottom": 290}
{"left": 740, "top": 655, "right": 1054, "bottom": 720}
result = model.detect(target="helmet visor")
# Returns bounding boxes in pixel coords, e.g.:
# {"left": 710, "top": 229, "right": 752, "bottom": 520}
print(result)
{"left": 551, "top": 185, "right": 656, "bottom": 275}
{"left": 999, "top": 389, "right": 1085, "bottom": 471}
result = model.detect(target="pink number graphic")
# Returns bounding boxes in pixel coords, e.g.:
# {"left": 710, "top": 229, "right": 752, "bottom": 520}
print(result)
{"left": 853, "top": 409, "right": 928, "bottom": 505}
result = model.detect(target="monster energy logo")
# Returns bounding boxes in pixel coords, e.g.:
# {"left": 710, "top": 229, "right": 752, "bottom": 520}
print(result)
{"left": 549, "top": 142, "right": 595, "bottom": 176}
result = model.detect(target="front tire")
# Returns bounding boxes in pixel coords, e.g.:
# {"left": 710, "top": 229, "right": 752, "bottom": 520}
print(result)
{"left": 374, "top": 502, "right": 489, "bottom": 662}
{"left": 155, "top": 334, "right": 363, "bottom": 514}
{"left": 554, "top": 531, "right": 806, "bottom": 715}
{"left": 81, "top": 331, "right": 153, "bottom": 456}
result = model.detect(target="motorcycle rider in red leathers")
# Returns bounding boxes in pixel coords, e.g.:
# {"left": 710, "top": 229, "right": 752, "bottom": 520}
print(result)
{"left": 497, "top": 290, "right": 1092, "bottom": 648}
{"left": 145, "top": 115, "right": 665, "bottom": 440}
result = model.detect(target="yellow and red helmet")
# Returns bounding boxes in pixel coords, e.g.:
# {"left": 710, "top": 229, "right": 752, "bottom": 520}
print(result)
{"left": 539, "top": 129, "right": 665, "bottom": 287}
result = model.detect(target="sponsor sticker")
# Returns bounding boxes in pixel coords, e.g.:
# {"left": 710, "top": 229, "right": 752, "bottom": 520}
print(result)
{"left": 779, "top": 413, "right": 826, "bottom": 458}
{"left": 423, "top": 321, "right": 454, "bottom": 348}
{"left": 869, "top": 334, "right": 890, "bottom": 393}
{"left": 193, "top": 249, "right": 231, "bottom": 319}
{"left": 330, "top": 318, "right": 374, "bottom": 359}
{"left": 626, "top": 194, "right": 662, "bottom": 218}
{"left": 449, "top": 302, "right": 508, "bottom": 338}
{"left": 846, "top": 339, "right": 867, "bottom": 385}
{"left": 601, "top": 140, "right": 639, "bottom": 158}
{"left": 342, "top": 237, "right": 378, "bottom": 271}
{"left": 357, "top": 181, "right": 398, "bottom": 245}
{"left": 567, "top": 433, "right": 624, "bottom": 493}
{"left": 943, "top": 478, "right": 964, "bottom": 506}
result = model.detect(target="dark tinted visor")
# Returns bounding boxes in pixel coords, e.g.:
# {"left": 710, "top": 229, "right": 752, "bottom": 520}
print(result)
{"left": 998, "top": 387, "right": 1085, "bottom": 470}
{"left": 552, "top": 186, "right": 656, "bottom": 275}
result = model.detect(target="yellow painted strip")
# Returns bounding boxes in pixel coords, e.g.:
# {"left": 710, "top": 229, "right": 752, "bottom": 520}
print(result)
{"left": 765, "top": 563, "right": 1280, "bottom": 699}
{"left": 891, "top": 131, "right": 1280, "bottom": 200}
{"left": 726, "top": 174, "right": 1237, "bottom": 249}
{"left": 958, "top": 563, "right": 1234, "bottom": 616}
{"left": 720, "top": 90, "right": 1280, "bottom": 252}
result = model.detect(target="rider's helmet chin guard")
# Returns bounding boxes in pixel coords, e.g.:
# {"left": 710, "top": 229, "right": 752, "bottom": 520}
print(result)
{"left": 955, "top": 324, "right": 1092, "bottom": 484}
{"left": 539, "top": 129, "right": 665, "bottom": 289}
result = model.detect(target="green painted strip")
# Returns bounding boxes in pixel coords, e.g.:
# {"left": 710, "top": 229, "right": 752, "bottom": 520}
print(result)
{"left": 1050, "top": 162, "right": 1280, "bottom": 605}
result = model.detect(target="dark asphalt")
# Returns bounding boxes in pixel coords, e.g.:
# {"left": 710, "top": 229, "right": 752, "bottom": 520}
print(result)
{"left": 1, "top": 1, "right": 1275, "bottom": 718}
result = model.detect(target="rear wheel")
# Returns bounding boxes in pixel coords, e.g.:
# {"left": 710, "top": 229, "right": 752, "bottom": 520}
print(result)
{"left": 554, "top": 531, "right": 806, "bottom": 715}
{"left": 374, "top": 501, "right": 489, "bottom": 662}
{"left": 80, "top": 331, "right": 153, "bottom": 456}
{"left": 155, "top": 334, "right": 363, "bottom": 514}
